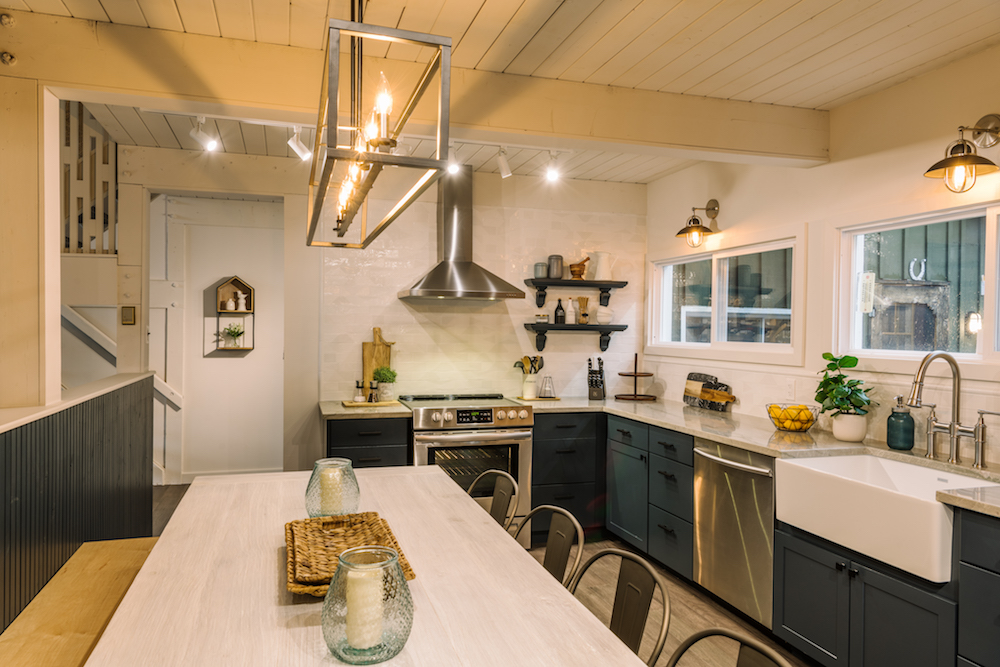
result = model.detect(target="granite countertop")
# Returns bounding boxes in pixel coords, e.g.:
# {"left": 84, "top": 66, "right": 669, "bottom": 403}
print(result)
{"left": 937, "top": 486, "right": 1000, "bottom": 519}
{"left": 319, "top": 400, "right": 412, "bottom": 420}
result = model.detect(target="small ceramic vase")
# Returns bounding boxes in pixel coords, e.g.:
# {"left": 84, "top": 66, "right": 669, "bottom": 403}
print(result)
{"left": 832, "top": 413, "right": 867, "bottom": 442}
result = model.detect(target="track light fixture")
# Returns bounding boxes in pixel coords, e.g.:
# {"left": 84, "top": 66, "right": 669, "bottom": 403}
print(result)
{"left": 189, "top": 116, "right": 218, "bottom": 152}
{"left": 676, "top": 199, "right": 719, "bottom": 248}
{"left": 545, "top": 152, "right": 559, "bottom": 182}
{"left": 925, "top": 114, "right": 1000, "bottom": 193}
{"left": 447, "top": 146, "right": 460, "bottom": 175}
{"left": 287, "top": 126, "right": 312, "bottom": 161}
{"left": 497, "top": 147, "right": 512, "bottom": 179}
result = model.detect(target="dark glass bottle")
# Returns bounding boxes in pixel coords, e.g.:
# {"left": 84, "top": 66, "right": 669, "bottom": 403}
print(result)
{"left": 887, "top": 395, "right": 914, "bottom": 450}
{"left": 554, "top": 299, "right": 566, "bottom": 324}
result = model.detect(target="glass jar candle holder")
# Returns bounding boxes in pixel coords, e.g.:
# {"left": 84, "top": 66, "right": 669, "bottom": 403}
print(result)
{"left": 322, "top": 546, "right": 414, "bottom": 665}
{"left": 305, "top": 458, "right": 360, "bottom": 517}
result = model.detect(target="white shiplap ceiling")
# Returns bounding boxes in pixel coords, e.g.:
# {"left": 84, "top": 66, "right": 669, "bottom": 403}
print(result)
{"left": 24, "top": 0, "right": 1000, "bottom": 181}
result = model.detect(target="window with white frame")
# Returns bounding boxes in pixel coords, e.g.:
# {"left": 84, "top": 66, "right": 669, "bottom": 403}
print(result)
{"left": 651, "top": 240, "right": 796, "bottom": 351}
{"left": 844, "top": 213, "right": 986, "bottom": 357}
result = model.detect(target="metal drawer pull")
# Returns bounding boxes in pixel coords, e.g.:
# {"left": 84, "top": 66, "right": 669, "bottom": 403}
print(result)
{"left": 357, "top": 431, "right": 382, "bottom": 436}
{"left": 657, "top": 441, "right": 676, "bottom": 450}
{"left": 555, "top": 495, "right": 575, "bottom": 500}
{"left": 555, "top": 448, "right": 576, "bottom": 454}
{"left": 693, "top": 448, "right": 773, "bottom": 477}
{"left": 836, "top": 562, "right": 847, "bottom": 571}
{"left": 358, "top": 457, "right": 382, "bottom": 463}
{"left": 848, "top": 567, "right": 860, "bottom": 578}
{"left": 657, "top": 470, "right": 676, "bottom": 481}
{"left": 657, "top": 524, "right": 676, "bottom": 535}
{"left": 555, "top": 424, "right": 575, "bottom": 429}
{"left": 617, "top": 428, "right": 631, "bottom": 436}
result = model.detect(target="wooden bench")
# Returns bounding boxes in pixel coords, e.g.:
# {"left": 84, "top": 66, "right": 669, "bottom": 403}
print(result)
{"left": 0, "top": 537, "right": 158, "bottom": 667}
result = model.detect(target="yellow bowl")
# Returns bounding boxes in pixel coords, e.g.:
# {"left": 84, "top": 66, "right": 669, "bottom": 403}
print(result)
{"left": 766, "top": 403, "right": 818, "bottom": 432}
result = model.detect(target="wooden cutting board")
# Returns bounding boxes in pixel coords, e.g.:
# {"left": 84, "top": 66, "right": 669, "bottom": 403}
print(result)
{"left": 362, "top": 327, "right": 394, "bottom": 388}
{"left": 683, "top": 372, "right": 736, "bottom": 412}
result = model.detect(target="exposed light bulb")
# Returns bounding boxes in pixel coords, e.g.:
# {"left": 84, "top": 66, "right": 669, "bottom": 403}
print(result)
{"left": 686, "top": 229, "right": 704, "bottom": 248}
{"left": 189, "top": 116, "right": 218, "bottom": 152}
{"left": 969, "top": 312, "right": 983, "bottom": 334}
{"left": 375, "top": 72, "right": 393, "bottom": 116}
{"left": 447, "top": 163, "right": 460, "bottom": 175}
{"left": 545, "top": 152, "right": 559, "bottom": 182}
{"left": 447, "top": 146, "right": 460, "bottom": 174}
{"left": 944, "top": 164, "right": 975, "bottom": 193}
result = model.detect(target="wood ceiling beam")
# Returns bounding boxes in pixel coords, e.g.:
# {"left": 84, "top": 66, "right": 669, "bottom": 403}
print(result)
{"left": 2, "top": 9, "right": 828, "bottom": 165}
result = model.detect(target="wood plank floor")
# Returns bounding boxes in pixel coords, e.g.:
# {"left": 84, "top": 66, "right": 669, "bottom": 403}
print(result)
{"left": 529, "top": 538, "right": 820, "bottom": 667}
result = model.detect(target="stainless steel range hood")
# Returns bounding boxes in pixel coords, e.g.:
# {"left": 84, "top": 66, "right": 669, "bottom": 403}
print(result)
{"left": 398, "top": 165, "right": 525, "bottom": 301}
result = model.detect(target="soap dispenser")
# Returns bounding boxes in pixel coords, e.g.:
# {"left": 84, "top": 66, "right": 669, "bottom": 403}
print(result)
{"left": 887, "top": 395, "right": 915, "bottom": 450}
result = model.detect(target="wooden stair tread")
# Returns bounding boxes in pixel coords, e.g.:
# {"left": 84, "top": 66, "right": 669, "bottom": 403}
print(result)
{"left": 0, "top": 537, "right": 157, "bottom": 667}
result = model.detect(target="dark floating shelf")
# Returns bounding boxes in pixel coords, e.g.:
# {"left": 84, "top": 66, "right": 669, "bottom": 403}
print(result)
{"left": 524, "top": 278, "right": 628, "bottom": 308}
{"left": 523, "top": 323, "right": 628, "bottom": 352}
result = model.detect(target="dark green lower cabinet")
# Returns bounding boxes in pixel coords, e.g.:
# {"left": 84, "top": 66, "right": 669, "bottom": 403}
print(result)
{"left": 532, "top": 482, "right": 596, "bottom": 534}
{"left": 647, "top": 505, "right": 692, "bottom": 579}
{"left": 774, "top": 529, "right": 956, "bottom": 667}
{"left": 606, "top": 439, "right": 647, "bottom": 551}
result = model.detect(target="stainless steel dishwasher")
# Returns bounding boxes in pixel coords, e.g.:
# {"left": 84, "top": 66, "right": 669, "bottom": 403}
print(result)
{"left": 693, "top": 438, "right": 775, "bottom": 628}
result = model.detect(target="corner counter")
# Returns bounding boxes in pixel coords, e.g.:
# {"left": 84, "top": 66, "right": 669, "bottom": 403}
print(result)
{"left": 319, "top": 400, "right": 411, "bottom": 420}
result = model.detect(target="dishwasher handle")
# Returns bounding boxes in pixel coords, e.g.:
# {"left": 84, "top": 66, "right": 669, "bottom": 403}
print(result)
{"left": 694, "top": 447, "right": 773, "bottom": 477}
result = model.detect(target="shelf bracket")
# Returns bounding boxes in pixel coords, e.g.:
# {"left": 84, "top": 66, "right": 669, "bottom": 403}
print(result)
{"left": 599, "top": 288, "right": 612, "bottom": 307}
{"left": 599, "top": 331, "right": 612, "bottom": 351}
{"left": 534, "top": 286, "right": 548, "bottom": 308}
{"left": 533, "top": 329, "right": 547, "bottom": 352}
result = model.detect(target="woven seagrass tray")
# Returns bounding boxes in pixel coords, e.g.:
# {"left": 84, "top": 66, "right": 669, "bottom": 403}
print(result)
{"left": 285, "top": 511, "right": 415, "bottom": 597}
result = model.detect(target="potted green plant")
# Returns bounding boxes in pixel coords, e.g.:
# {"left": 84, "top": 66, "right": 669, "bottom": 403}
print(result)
{"left": 373, "top": 366, "right": 397, "bottom": 402}
{"left": 223, "top": 323, "right": 245, "bottom": 348}
{"left": 815, "top": 352, "right": 875, "bottom": 441}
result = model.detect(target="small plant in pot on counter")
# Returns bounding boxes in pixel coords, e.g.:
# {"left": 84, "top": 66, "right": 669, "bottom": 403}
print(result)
{"left": 223, "top": 323, "right": 245, "bottom": 348}
{"left": 373, "top": 366, "right": 397, "bottom": 402}
{"left": 815, "top": 352, "right": 875, "bottom": 442}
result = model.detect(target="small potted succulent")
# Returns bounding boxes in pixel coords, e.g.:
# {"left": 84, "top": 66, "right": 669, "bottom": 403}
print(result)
{"left": 815, "top": 352, "right": 875, "bottom": 442}
{"left": 373, "top": 366, "right": 397, "bottom": 402}
{"left": 223, "top": 323, "right": 245, "bottom": 348}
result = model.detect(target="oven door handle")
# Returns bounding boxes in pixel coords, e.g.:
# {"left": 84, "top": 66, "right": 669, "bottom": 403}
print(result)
{"left": 414, "top": 431, "right": 533, "bottom": 443}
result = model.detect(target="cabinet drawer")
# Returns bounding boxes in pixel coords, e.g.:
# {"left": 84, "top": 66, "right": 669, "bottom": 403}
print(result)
{"left": 648, "top": 505, "right": 693, "bottom": 579}
{"left": 961, "top": 510, "right": 1000, "bottom": 575}
{"left": 608, "top": 416, "right": 648, "bottom": 450}
{"left": 532, "top": 482, "right": 597, "bottom": 532}
{"left": 328, "top": 418, "right": 409, "bottom": 448}
{"left": 959, "top": 562, "right": 1000, "bottom": 667}
{"left": 324, "top": 444, "right": 408, "bottom": 468}
{"left": 959, "top": 657, "right": 984, "bottom": 667}
{"left": 648, "top": 426, "right": 694, "bottom": 466}
{"left": 533, "top": 413, "right": 598, "bottom": 442}
{"left": 533, "top": 438, "right": 596, "bottom": 485}
{"left": 648, "top": 453, "right": 693, "bottom": 522}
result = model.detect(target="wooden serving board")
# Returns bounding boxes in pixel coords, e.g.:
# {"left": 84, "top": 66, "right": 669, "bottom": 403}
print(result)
{"left": 361, "top": 327, "right": 393, "bottom": 389}
{"left": 341, "top": 400, "right": 402, "bottom": 408}
{"left": 683, "top": 372, "right": 736, "bottom": 412}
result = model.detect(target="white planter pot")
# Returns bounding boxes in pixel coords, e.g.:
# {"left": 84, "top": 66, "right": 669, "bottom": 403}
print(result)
{"left": 832, "top": 413, "right": 868, "bottom": 442}
{"left": 378, "top": 383, "right": 395, "bottom": 402}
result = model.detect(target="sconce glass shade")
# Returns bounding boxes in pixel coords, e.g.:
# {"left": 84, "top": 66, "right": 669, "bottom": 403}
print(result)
{"left": 925, "top": 139, "right": 999, "bottom": 193}
{"left": 676, "top": 215, "right": 713, "bottom": 248}
{"left": 968, "top": 312, "right": 983, "bottom": 334}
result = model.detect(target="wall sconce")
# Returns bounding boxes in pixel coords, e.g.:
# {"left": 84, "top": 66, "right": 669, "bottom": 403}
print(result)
{"left": 968, "top": 312, "right": 983, "bottom": 334}
{"left": 676, "top": 199, "right": 719, "bottom": 248}
{"left": 925, "top": 114, "right": 1000, "bottom": 192}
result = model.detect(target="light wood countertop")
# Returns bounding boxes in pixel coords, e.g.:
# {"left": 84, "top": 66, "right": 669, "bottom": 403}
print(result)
{"left": 85, "top": 467, "right": 645, "bottom": 666}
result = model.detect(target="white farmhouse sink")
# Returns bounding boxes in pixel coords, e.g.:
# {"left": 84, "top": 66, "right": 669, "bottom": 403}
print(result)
{"left": 776, "top": 455, "right": 997, "bottom": 582}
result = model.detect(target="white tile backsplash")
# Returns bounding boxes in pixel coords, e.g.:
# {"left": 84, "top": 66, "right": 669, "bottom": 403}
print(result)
{"left": 320, "top": 180, "right": 647, "bottom": 401}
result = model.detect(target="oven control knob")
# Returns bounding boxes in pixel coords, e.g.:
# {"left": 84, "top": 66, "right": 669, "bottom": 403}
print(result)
{"left": 431, "top": 412, "right": 442, "bottom": 422}
{"left": 496, "top": 411, "right": 505, "bottom": 420}
{"left": 507, "top": 410, "right": 518, "bottom": 420}
{"left": 518, "top": 410, "right": 529, "bottom": 420}
{"left": 443, "top": 411, "right": 454, "bottom": 422}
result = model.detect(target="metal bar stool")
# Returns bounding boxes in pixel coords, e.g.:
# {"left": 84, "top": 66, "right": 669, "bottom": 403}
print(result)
{"left": 512, "top": 505, "right": 585, "bottom": 587}
{"left": 665, "top": 627, "right": 793, "bottom": 667}
{"left": 466, "top": 469, "right": 518, "bottom": 529}
{"left": 568, "top": 548, "right": 671, "bottom": 666}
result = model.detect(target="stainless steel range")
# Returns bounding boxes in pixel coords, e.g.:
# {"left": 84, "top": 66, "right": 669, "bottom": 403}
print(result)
{"left": 402, "top": 394, "right": 533, "bottom": 546}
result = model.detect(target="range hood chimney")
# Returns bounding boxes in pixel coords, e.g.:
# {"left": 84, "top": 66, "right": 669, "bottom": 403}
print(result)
{"left": 398, "top": 165, "right": 525, "bottom": 300}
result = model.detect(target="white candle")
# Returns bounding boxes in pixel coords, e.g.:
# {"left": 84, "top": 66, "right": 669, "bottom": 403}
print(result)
{"left": 346, "top": 568, "right": 383, "bottom": 649}
{"left": 319, "top": 467, "right": 343, "bottom": 515}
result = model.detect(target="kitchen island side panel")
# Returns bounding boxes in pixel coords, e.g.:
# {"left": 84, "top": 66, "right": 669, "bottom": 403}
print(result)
{"left": 1, "top": 376, "right": 153, "bottom": 631}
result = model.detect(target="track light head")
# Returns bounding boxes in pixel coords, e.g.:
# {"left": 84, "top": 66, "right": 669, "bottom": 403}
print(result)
{"left": 287, "top": 126, "right": 312, "bottom": 161}
{"left": 189, "top": 116, "right": 218, "bottom": 152}
{"left": 497, "top": 147, "right": 512, "bottom": 179}
{"left": 545, "top": 152, "right": 559, "bottom": 182}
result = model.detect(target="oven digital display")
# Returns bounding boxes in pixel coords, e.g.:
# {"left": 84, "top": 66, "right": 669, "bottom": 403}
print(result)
{"left": 456, "top": 408, "right": 493, "bottom": 424}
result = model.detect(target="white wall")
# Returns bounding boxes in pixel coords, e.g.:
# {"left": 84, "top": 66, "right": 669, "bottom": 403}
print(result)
{"left": 644, "top": 41, "right": 1000, "bottom": 458}
{"left": 171, "top": 197, "right": 285, "bottom": 476}
{"left": 320, "top": 173, "right": 647, "bottom": 401}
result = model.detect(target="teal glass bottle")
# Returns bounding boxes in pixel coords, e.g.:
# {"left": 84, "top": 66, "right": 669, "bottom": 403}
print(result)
{"left": 887, "top": 395, "right": 915, "bottom": 451}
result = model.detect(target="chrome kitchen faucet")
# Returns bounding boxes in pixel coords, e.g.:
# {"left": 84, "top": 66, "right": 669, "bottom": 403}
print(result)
{"left": 906, "top": 351, "right": 979, "bottom": 466}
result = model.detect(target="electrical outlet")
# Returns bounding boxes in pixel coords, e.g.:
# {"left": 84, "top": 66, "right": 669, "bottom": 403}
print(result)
{"left": 786, "top": 377, "right": 796, "bottom": 401}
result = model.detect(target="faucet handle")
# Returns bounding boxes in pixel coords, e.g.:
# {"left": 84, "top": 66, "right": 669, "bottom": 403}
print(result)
{"left": 977, "top": 409, "right": 1000, "bottom": 418}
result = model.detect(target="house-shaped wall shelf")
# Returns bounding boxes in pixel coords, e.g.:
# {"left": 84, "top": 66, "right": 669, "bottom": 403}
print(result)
{"left": 215, "top": 276, "right": 255, "bottom": 351}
